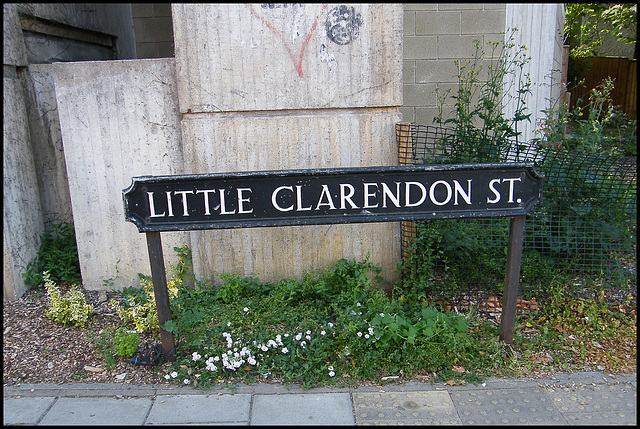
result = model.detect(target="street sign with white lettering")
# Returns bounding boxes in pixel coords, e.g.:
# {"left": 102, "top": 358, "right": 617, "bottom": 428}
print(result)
{"left": 123, "top": 164, "right": 543, "bottom": 232}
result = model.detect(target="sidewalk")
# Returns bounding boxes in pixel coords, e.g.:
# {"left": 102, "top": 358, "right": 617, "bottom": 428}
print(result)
{"left": 4, "top": 371, "right": 636, "bottom": 425}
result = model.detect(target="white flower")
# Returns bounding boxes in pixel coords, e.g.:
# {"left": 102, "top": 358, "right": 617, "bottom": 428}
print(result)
{"left": 368, "top": 327, "right": 374, "bottom": 335}
{"left": 305, "top": 335, "right": 311, "bottom": 340}
{"left": 300, "top": 341, "right": 306, "bottom": 348}
{"left": 295, "top": 333, "right": 302, "bottom": 341}
{"left": 248, "top": 357, "right": 257, "bottom": 365}
{"left": 275, "top": 334, "right": 283, "bottom": 345}
{"left": 305, "top": 330, "right": 311, "bottom": 335}
{"left": 227, "top": 322, "right": 231, "bottom": 326}
{"left": 328, "top": 365, "right": 334, "bottom": 371}
{"left": 357, "top": 332, "right": 362, "bottom": 337}
{"left": 164, "top": 374, "right": 171, "bottom": 380}
{"left": 329, "top": 371, "right": 335, "bottom": 377}
{"left": 171, "top": 371, "right": 178, "bottom": 378}
{"left": 282, "top": 347, "right": 289, "bottom": 354}
{"left": 364, "top": 334, "right": 370, "bottom": 339}
{"left": 243, "top": 307, "right": 249, "bottom": 312}
{"left": 320, "top": 330, "right": 326, "bottom": 336}
{"left": 192, "top": 352, "right": 201, "bottom": 361}
{"left": 213, "top": 356, "right": 220, "bottom": 362}
{"left": 261, "top": 345, "right": 268, "bottom": 352}
{"left": 183, "top": 379, "right": 190, "bottom": 385}
{"left": 328, "top": 322, "right": 334, "bottom": 328}
{"left": 356, "top": 302, "right": 361, "bottom": 307}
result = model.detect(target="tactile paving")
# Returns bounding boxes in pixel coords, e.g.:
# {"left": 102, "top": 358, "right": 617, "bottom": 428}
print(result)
{"left": 450, "top": 388, "right": 565, "bottom": 425}
{"left": 353, "top": 390, "right": 462, "bottom": 425}
{"left": 547, "top": 382, "right": 637, "bottom": 425}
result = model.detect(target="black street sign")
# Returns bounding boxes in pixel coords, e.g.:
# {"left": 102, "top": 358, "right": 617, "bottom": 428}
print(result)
{"left": 123, "top": 163, "right": 543, "bottom": 232}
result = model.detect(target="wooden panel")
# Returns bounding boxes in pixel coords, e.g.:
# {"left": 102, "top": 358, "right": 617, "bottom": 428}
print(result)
{"left": 571, "top": 57, "right": 637, "bottom": 119}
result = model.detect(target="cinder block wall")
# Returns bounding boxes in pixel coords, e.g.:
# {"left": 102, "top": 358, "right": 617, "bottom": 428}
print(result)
{"left": 401, "top": 3, "right": 506, "bottom": 126}
{"left": 131, "top": 3, "right": 174, "bottom": 58}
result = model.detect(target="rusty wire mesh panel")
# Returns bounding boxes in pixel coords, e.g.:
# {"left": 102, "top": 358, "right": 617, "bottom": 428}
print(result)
{"left": 396, "top": 123, "right": 637, "bottom": 312}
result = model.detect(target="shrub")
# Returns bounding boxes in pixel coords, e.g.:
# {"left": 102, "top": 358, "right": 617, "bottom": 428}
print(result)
{"left": 24, "top": 222, "right": 81, "bottom": 288}
{"left": 43, "top": 271, "right": 93, "bottom": 327}
{"left": 113, "top": 327, "right": 140, "bottom": 358}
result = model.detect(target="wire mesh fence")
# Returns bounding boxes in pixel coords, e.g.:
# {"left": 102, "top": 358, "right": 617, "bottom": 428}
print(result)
{"left": 396, "top": 123, "right": 637, "bottom": 313}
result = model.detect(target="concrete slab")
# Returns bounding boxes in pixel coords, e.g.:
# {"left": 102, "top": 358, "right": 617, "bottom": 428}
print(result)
{"left": 3, "top": 396, "right": 55, "bottom": 425}
{"left": 38, "top": 397, "right": 152, "bottom": 425}
{"left": 145, "top": 394, "right": 251, "bottom": 425}
{"left": 353, "top": 390, "right": 461, "bottom": 425}
{"left": 562, "top": 411, "right": 637, "bottom": 426}
{"left": 450, "top": 387, "right": 567, "bottom": 425}
{"left": 251, "top": 393, "right": 354, "bottom": 425}
{"left": 547, "top": 383, "right": 637, "bottom": 425}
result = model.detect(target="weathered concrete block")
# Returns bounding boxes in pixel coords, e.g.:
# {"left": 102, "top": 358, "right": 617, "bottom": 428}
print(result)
{"left": 416, "top": 11, "right": 461, "bottom": 35}
{"left": 180, "top": 112, "right": 401, "bottom": 286}
{"left": 23, "top": 64, "right": 73, "bottom": 226}
{"left": 171, "top": 4, "right": 402, "bottom": 113}
{"left": 3, "top": 68, "right": 45, "bottom": 300}
{"left": 52, "top": 58, "right": 190, "bottom": 290}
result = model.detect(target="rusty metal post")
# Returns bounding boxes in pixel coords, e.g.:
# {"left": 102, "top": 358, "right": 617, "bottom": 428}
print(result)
{"left": 500, "top": 215, "right": 526, "bottom": 345}
{"left": 145, "top": 231, "right": 176, "bottom": 361}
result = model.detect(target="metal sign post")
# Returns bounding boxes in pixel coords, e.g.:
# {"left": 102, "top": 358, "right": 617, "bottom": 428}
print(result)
{"left": 123, "top": 163, "right": 543, "bottom": 356}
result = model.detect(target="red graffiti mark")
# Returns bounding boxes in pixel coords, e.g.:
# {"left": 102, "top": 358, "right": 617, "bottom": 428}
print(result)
{"left": 246, "top": 4, "right": 328, "bottom": 78}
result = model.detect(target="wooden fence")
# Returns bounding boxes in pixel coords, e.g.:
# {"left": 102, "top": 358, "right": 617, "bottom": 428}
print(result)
{"left": 570, "top": 57, "right": 637, "bottom": 120}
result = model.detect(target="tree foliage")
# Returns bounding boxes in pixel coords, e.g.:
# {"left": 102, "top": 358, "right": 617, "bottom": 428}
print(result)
{"left": 564, "top": 3, "right": 636, "bottom": 58}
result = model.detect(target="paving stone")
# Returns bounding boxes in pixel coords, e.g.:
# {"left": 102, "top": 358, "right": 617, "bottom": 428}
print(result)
{"left": 562, "top": 411, "right": 637, "bottom": 426}
{"left": 353, "top": 390, "right": 461, "bottom": 425}
{"left": 146, "top": 394, "right": 251, "bottom": 424}
{"left": 38, "top": 397, "right": 152, "bottom": 425}
{"left": 547, "top": 383, "right": 636, "bottom": 425}
{"left": 450, "top": 388, "right": 566, "bottom": 425}
{"left": 3, "top": 397, "right": 56, "bottom": 425}
{"left": 251, "top": 393, "right": 354, "bottom": 425}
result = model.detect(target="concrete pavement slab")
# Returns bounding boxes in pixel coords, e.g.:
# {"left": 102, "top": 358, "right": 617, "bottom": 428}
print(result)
{"left": 250, "top": 393, "right": 354, "bottom": 425}
{"left": 450, "top": 387, "right": 567, "bottom": 425}
{"left": 145, "top": 394, "right": 251, "bottom": 425}
{"left": 3, "top": 397, "right": 56, "bottom": 425}
{"left": 353, "top": 390, "right": 461, "bottom": 425}
{"left": 38, "top": 397, "right": 152, "bottom": 425}
{"left": 546, "top": 382, "right": 637, "bottom": 425}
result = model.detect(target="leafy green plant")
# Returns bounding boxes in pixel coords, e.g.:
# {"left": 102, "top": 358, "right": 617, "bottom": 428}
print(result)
{"left": 43, "top": 271, "right": 93, "bottom": 327}
{"left": 113, "top": 327, "right": 140, "bottom": 358}
{"left": 23, "top": 222, "right": 81, "bottom": 288}
{"left": 564, "top": 3, "right": 636, "bottom": 60}
{"left": 110, "top": 246, "right": 188, "bottom": 334}
{"left": 535, "top": 77, "right": 637, "bottom": 157}
{"left": 433, "top": 28, "right": 532, "bottom": 161}
{"left": 93, "top": 327, "right": 119, "bottom": 370}
{"left": 155, "top": 252, "right": 499, "bottom": 389}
